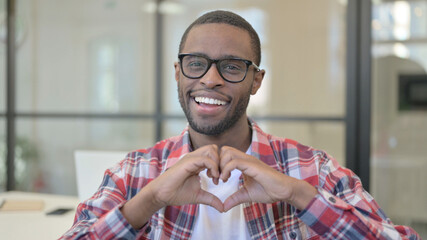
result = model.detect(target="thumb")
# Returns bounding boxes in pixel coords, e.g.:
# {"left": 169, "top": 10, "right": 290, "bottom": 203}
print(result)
{"left": 223, "top": 187, "right": 251, "bottom": 212}
{"left": 196, "top": 190, "right": 225, "bottom": 213}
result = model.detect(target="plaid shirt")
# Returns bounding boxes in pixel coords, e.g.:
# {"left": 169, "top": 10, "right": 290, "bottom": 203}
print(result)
{"left": 61, "top": 120, "right": 420, "bottom": 239}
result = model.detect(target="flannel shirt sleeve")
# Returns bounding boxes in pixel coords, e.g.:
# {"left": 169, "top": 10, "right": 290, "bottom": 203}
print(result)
{"left": 59, "top": 166, "right": 150, "bottom": 239}
{"left": 296, "top": 155, "right": 421, "bottom": 240}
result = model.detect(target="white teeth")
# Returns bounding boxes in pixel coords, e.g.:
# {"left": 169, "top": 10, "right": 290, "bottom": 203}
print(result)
{"left": 195, "top": 97, "right": 227, "bottom": 106}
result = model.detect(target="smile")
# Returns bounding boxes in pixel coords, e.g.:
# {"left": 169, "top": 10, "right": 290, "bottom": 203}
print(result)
{"left": 194, "top": 97, "right": 227, "bottom": 106}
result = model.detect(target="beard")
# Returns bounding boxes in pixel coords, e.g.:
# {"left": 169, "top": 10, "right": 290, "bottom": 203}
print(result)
{"left": 178, "top": 84, "right": 251, "bottom": 136}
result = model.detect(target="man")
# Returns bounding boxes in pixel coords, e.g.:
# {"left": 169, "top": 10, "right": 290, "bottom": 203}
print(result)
{"left": 62, "top": 10, "right": 420, "bottom": 239}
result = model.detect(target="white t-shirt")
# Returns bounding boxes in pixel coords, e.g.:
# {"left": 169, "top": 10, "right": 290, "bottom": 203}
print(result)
{"left": 191, "top": 149, "right": 251, "bottom": 240}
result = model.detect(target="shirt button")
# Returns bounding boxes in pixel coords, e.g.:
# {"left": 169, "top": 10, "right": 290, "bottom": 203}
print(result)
{"left": 290, "top": 232, "right": 297, "bottom": 239}
{"left": 329, "top": 197, "right": 336, "bottom": 203}
{"left": 145, "top": 225, "right": 152, "bottom": 234}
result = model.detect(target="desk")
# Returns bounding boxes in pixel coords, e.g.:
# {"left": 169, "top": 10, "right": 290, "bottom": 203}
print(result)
{"left": 0, "top": 191, "right": 79, "bottom": 240}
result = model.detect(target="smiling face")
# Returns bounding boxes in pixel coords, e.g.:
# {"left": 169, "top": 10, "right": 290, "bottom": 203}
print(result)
{"left": 175, "top": 23, "right": 264, "bottom": 136}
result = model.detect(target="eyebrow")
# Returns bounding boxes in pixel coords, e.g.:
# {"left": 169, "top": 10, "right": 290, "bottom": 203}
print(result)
{"left": 186, "top": 52, "right": 248, "bottom": 60}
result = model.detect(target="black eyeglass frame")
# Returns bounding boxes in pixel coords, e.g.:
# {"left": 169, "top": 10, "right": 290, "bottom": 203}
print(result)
{"left": 178, "top": 53, "right": 260, "bottom": 83}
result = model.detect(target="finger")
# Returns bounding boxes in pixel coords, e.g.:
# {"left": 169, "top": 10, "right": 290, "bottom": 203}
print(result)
{"left": 220, "top": 158, "right": 248, "bottom": 183}
{"left": 205, "top": 145, "right": 221, "bottom": 182}
{"left": 223, "top": 187, "right": 251, "bottom": 212}
{"left": 191, "top": 144, "right": 219, "bottom": 162}
{"left": 206, "top": 169, "right": 219, "bottom": 185}
{"left": 171, "top": 156, "right": 219, "bottom": 188}
{"left": 203, "top": 144, "right": 220, "bottom": 163}
{"left": 196, "top": 158, "right": 220, "bottom": 180}
{"left": 201, "top": 144, "right": 221, "bottom": 178}
{"left": 187, "top": 154, "right": 220, "bottom": 185}
{"left": 196, "top": 190, "right": 224, "bottom": 213}
{"left": 178, "top": 146, "right": 220, "bottom": 183}
{"left": 219, "top": 146, "right": 237, "bottom": 170}
{"left": 219, "top": 146, "right": 244, "bottom": 182}
{"left": 222, "top": 154, "right": 269, "bottom": 184}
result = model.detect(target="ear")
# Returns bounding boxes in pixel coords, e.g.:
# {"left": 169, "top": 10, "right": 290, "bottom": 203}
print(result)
{"left": 174, "top": 62, "right": 180, "bottom": 83}
{"left": 251, "top": 69, "right": 265, "bottom": 95}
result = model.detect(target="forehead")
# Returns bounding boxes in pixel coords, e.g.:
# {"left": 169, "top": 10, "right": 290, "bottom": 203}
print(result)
{"left": 181, "top": 23, "right": 253, "bottom": 60}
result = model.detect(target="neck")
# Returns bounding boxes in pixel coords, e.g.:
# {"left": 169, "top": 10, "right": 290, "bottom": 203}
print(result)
{"left": 189, "top": 116, "right": 252, "bottom": 152}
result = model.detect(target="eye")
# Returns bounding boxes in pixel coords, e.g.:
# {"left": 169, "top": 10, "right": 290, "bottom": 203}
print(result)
{"left": 184, "top": 56, "right": 208, "bottom": 70}
{"left": 223, "top": 64, "right": 241, "bottom": 71}
{"left": 188, "top": 60, "right": 206, "bottom": 68}
{"left": 220, "top": 60, "right": 245, "bottom": 74}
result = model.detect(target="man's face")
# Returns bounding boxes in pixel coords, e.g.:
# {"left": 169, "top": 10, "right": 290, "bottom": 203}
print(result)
{"left": 175, "top": 23, "right": 263, "bottom": 136}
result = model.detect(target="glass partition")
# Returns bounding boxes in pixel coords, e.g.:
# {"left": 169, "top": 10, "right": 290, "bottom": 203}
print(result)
{"left": 371, "top": 1, "right": 427, "bottom": 237}
{"left": 15, "top": 0, "right": 155, "bottom": 114}
{"left": 10, "top": 0, "right": 157, "bottom": 195}
{"left": 15, "top": 118, "right": 155, "bottom": 195}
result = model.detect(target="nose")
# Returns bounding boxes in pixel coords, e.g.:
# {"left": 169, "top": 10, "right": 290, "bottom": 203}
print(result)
{"left": 199, "top": 64, "right": 225, "bottom": 88}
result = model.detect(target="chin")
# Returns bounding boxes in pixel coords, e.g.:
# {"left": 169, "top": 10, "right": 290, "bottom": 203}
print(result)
{"left": 188, "top": 115, "right": 236, "bottom": 136}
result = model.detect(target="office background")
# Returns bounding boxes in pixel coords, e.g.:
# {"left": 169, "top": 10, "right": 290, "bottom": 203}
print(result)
{"left": 0, "top": 0, "right": 426, "bottom": 237}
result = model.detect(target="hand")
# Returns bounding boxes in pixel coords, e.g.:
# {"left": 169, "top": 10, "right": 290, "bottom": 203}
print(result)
{"left": 121, "top": 144, "right": 224, "bottom": 229}
{"left": 219, "top": 146, "right": 317, "bottom": 212}
{"left": 147, "top": 144, "right": 224, "bottom": 211}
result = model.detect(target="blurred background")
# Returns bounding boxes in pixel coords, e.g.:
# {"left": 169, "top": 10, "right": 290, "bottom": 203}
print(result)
{"left": 0, "top": 0, "right": 426, "bottom": 237}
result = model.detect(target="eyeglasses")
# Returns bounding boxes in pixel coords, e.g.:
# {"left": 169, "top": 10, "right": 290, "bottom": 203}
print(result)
{"left": 178, "top": 53, "right": 260, "bottom": 83}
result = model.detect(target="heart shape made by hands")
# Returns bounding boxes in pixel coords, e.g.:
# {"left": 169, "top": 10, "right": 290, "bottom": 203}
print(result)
{"left": 199, "top": 168, "right": 242, "bottom": 203}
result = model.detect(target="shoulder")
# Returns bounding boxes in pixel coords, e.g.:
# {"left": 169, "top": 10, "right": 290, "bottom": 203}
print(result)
{"left": 270, "top": 134, "right": 330, "bottom": 163}
{"left": 252, "top": 121, "right": 341, "bottom": 185}
{"left": 252, "top": 121, "right": 331, "bottom": 164}
{"left": 109, "top": 133, "right": 189, "bottom": 177}
{"left": 266, "top": 131, "right": 357, "bottom": 193}
{"left": 130, "top": 134, "right": 186, "bottom": 161}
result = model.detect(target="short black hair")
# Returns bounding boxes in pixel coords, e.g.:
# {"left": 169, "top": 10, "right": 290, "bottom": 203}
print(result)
{"left": 179, "top": 10, "right": 261, "bottom": 66}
